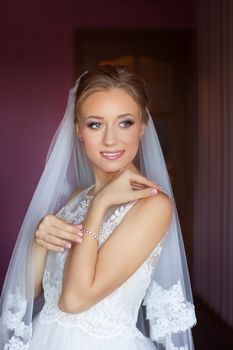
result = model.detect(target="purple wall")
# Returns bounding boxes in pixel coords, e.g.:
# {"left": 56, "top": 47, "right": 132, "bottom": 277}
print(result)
{"left": 0, "top": 0, "right": 193, "bottom": 288}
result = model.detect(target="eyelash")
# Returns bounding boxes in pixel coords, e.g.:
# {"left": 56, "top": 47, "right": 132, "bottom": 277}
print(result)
{"left": 120, "top": 120, "right": 134, "bottom": 128}
{"left": 86, "top": 120, "right": 135, "bottom": 129}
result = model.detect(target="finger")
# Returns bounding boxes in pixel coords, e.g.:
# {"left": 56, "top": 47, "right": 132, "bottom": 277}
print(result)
{"left": 54, "top": 219, "right": 83, "bottom": 234}
{"left": 44, "top": 233, "right": 82, "bottom": 249}
{"left": 56, "top": 221, "right": 83, "bottom": 235}
{"left": 129, "top": 173, "right": 158, "bottom": 189}
{"left": 130, "top": 187, "right": 158, "bottom": 200}
{"left": 36, "top": 238, "right": 65, "bottom": 252}
{"left": 150, "top": 181, "right": 163, "bottom": 191}
{"left": 130, "top": 179, "right": 162, "bottom": 191}
{"left": 131, "top": 182, "right": 152, "bottom": 189}
{"left": 131, "top": 184, "right": 148, "bottom": 190}
{"left": 130, "top": 181, "right": 147, "bottom": 187}
{"left": 131, "top": 183, "right": 161, "bottom": 194}
{"left": 42, "top": 215, "right": 83, "bottom": 235}
{"left": 45, "top": 225, "right": 83, "bottom": 242}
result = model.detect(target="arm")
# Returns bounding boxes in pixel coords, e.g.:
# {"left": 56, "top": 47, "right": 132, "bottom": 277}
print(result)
{"left": 33, "top": 188, "right": 84, "bottom": 298}
{"left": 34, "top": 177, "right": 162, "bottom": 298}
{"left": 58, "top": 191, "right": 173, "bottom": 313}
{"left": 34, "top": 242, "right": 48, "bottom": 298}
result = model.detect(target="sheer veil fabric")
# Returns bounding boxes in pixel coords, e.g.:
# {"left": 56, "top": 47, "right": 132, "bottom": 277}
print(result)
{"left": 0, "top": 70, "right": 197, "bottom": 350}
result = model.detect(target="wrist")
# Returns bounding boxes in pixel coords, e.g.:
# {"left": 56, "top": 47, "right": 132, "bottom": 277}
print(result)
{"left": 34, "top": 238, "right": 48, "bottom": 253}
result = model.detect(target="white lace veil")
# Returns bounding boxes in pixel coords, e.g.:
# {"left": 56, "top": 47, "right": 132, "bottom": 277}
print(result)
{"left": 0, "top": 69, "right": 196, "bottom": 350}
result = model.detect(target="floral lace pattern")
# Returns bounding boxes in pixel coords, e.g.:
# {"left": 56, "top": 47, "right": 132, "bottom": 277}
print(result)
{"left": 97, "top": 203, "right": 136, "bottom": 247}
{"left": 143, "top": 279, "right": 197, "bottom": 349}
{"left": 0, "top": 287, "right": 32, "bottom": 350}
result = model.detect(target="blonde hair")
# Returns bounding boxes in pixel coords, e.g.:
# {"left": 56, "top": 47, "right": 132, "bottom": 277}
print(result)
{"left": 74, "top": 64, "right": 149, "bottom": 124}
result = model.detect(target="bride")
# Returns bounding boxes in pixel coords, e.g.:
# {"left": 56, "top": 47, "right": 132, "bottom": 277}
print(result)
{"left": 0, "top": 65, "right": 197, "bottom": 349}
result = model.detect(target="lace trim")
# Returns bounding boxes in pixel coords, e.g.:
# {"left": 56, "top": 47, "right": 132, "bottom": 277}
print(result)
{"left": 0, "top": 287, "right": 32, "bottom": 350}
{"left": 40, "top": 274, "right": 145, "bottom": 339}
{"left": 56, "top": 196, "right": 89, "bottom": 224}
{"left": 163, "top": 336, "right": 189, "bottom": 350}
{"left": 143, "top": 279, "right": 197, "bottom": 349}
{"left": 98, "top": 201, "right": 137, "bottom": 247}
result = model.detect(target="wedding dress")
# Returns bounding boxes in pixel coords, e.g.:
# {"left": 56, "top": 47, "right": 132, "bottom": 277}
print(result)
{"left": 29, "top": 185, "right": 195, "bottom": 350}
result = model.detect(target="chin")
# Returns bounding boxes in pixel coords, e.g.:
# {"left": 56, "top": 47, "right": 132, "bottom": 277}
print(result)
{"left": 96, "top": 160, "right": 131, "bottom": 174}
{"left": 102, "top": 164, "right": 126, "bottom": 173}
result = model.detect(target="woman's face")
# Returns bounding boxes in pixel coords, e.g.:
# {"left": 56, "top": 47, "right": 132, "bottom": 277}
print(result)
{"left": 76, "top": 88, "right": 145, "bottom": 176}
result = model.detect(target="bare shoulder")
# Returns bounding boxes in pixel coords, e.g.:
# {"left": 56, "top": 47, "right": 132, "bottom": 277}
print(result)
{"left": 150, "top": 190, "right": 173, "bottom": 213}
{"left": 112, "top": 190, "right": 173, "bottom": 255}
{"left": 126, "top": 190, "right": 173, "bottom": 233}
{"left": 135, "top": 190, "right": 173, "bottom": 216}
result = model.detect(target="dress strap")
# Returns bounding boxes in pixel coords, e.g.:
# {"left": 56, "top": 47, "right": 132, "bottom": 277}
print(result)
{"left": 56, "top": 184, "right": 94, "bottom": 216}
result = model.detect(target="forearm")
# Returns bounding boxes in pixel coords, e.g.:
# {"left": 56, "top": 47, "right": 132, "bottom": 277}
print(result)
{"left": 34, "top": 241, "right": 48, "bottom": 298}
{"left": 58, "top": 198, "right": 105, "bottom": 312}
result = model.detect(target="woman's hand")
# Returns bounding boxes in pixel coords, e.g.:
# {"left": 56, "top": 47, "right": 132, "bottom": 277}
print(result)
{"left": 34, "top": 215, "right": 83, "bottom": 252}
{"left": 94, "top": 169, "right": 162, "bottom": 210}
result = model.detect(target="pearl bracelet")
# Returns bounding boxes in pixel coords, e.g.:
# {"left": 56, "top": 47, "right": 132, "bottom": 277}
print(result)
{"left": 82, "top": 227, "right": 99, "bottom": 242}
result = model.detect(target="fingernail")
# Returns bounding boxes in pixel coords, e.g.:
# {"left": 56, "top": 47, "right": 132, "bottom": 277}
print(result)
{"left": 150, "top": 188, "right": 158, "bottom": 195}
{"left": 66, "top": 243, "right": 71, "bottom": 249}
{"left": 75, "top": 237, "right": 82, "bottom": 242}
{"left": 59, "top": 247, "right": 64, "bottom": 252}
{"left": 75, "top": 230, "right": 81, "bottom": 235}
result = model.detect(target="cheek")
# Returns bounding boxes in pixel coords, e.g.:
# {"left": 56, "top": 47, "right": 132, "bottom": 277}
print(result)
{"left": 123, "top": 129, "right": 140, "bottom": 148}
{"left": 81, "top": 131, "right": 101, "bottom": 157}
{"left": 83, "top": 138, "right": 97, "bottom": 153}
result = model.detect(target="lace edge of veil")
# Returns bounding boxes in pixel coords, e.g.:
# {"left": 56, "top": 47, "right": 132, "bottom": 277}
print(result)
{"left": 142, "top": 279, "right": 197, "bottom": 350}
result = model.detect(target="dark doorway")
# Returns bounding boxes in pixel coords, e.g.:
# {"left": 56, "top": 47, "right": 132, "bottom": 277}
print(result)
{"left": 74, "top": 29, "right": 196, "bottom": 275}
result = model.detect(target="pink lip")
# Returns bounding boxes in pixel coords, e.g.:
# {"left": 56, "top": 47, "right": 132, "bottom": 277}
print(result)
{"left": 100, "top": 150, "right": 125, "bottom": 160}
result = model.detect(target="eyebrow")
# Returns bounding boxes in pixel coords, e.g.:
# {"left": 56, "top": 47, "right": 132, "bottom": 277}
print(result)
{"left": 83, "top": 113, "right": 136, "bottom": 120}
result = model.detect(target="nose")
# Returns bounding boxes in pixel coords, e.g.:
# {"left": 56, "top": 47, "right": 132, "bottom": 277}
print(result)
{"left": 103, "top": 125, "right": 117, "bottom": 146}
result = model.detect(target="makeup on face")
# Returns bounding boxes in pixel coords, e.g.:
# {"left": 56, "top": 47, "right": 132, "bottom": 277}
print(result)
{"left": 76, "top": 89, "right": 145, "bottom": 175}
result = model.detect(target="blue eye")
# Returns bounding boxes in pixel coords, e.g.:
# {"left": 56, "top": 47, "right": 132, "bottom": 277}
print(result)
{"left": 87, "top": 122, "right": 102, "bottom": 129}
{"left": 119, "top": 120, "right": 134, "bottom": 128}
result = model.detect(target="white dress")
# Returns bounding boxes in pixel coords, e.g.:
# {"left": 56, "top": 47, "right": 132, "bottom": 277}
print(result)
{"left": 29, "top": 186, "right": 168, "bottom": 350}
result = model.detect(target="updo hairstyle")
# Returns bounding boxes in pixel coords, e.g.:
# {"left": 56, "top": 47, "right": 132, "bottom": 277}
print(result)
{"left": 74, "top": 64, "right": 149, "bottom": 124}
